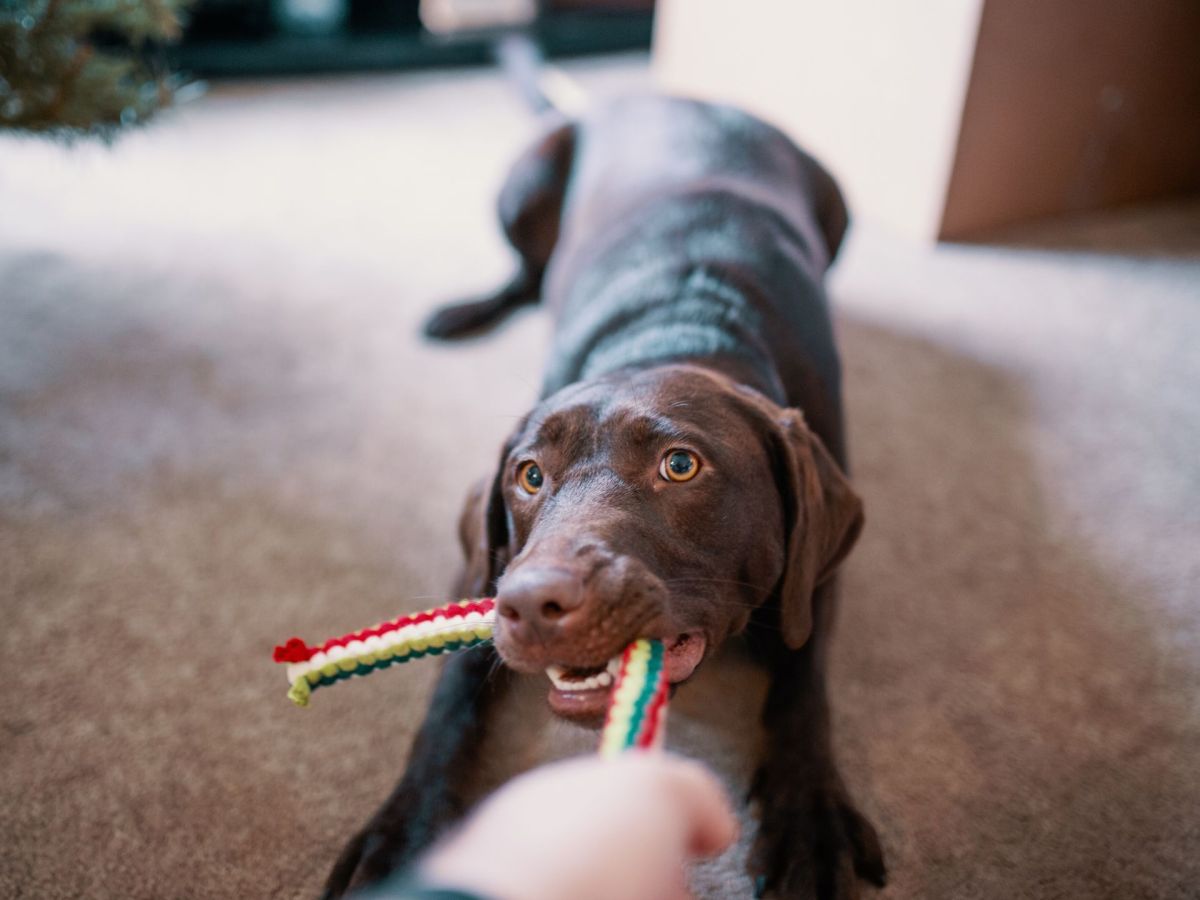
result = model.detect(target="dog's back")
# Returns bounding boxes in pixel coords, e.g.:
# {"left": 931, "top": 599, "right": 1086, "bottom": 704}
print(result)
{"left": 556, "top": 95, "right": 843, "bottom": 266}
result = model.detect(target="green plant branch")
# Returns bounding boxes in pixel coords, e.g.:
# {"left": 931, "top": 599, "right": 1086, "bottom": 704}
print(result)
{"left": 0, "top": 0, "right": 189, "bottom": 136}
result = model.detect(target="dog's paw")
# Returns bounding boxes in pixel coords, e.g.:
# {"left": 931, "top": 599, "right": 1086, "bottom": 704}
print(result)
{"left": 320, "top": 825, "right": 403, "bottom": 900}
{"left": 321, "top": 790, "right": 446, "bottom": 899}
{"left": 749, "top": 780, "right": 886, "bottom": 900}
{"left": 423, "top": 273, "right": 536, "bottom": 340}
{"left": 423, "top": 298, "right": 495, "bottom": 339}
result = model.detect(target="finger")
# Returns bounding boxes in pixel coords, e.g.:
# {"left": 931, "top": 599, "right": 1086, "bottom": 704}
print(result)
{"left": 659, "top": 758, "right": 739, "bottom": 858}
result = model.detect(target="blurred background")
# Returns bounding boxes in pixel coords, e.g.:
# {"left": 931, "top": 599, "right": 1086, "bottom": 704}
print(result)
{"left": 2, "top": 2, "right": 1199, "bottom": 898}
{"left": 172, "top": 0, "right": 653, "bottom": 74}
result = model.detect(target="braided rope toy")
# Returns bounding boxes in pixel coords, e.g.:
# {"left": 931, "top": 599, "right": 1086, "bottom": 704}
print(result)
{"left": 272, "top": 599, "right": 668, "bottom": 753}
{"left": 272, "top": 598, "right": 496, "bottom": 708}
{"left": 599, "top": 638, "right": 669, "bottom": 757}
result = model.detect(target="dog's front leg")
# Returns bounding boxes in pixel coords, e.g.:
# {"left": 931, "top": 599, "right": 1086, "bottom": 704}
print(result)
{"left": 749, "top": 585, "right": 886, "bottom": 900}
{"left": 322, "top": 645, "right": 510, "bottom": 898}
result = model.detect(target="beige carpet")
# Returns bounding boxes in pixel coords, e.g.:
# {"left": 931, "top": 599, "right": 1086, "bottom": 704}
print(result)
{"left": 2, "top": 55, "right": 1198, "bottom": 899}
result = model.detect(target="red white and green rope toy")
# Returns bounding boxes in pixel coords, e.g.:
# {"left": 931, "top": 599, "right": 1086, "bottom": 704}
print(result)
{"left": 597, "top": 636, "right": 669, "bottom": 757}
{"left": 272, "top": 598, "right": 495, "bottom": 708}
{"left": 272, "top": 598, "right": 669, "bottom": 754}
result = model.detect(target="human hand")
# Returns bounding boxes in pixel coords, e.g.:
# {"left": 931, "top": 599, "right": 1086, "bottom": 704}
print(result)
{"left": 417, "top": 753, "right": 738, "bottom": 900}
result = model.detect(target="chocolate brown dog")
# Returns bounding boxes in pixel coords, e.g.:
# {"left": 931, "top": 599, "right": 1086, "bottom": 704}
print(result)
{"left": 325, "top": 96, "right": 885, "bottom": 899}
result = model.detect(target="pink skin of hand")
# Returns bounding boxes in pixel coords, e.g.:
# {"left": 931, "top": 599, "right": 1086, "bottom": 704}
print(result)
{"left": 417, "top": 753, "right": 738, "bottom": 900}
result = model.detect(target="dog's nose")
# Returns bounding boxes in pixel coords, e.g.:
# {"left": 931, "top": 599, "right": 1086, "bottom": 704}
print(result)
{"left": 495, "top": 566, "right": 584, "bottom": 638}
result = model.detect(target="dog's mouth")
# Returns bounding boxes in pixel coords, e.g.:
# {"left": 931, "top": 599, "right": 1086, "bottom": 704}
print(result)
{"left": 544, "top": 632, "right": 707, "bottom": 723}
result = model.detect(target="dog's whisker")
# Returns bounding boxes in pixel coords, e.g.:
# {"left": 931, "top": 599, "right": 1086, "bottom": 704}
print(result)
{"left": 664, "top": 575, "right": 770, "bottom": 591}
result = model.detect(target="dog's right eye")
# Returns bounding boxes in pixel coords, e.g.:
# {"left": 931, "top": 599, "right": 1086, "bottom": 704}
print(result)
{"left": 659, "top": 449, "right": 700, "bottom": 483}
{"left": 517, "top": 461, "right": 544, "bottom": 494}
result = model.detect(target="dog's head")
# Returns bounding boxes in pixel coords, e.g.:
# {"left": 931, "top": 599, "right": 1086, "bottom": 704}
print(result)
{"left": 457, "top": 364, "right": 862, "bottom": 722}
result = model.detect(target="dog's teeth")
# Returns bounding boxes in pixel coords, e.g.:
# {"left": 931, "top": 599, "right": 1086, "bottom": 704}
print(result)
{"left": 545, "top": 664, "right": 616, "bottom": 693}
{"left": 546, "top": 666, "right": 569, "bottom": 691}
{"left": 606, "top": 656, "right": 621, "bottom": 677}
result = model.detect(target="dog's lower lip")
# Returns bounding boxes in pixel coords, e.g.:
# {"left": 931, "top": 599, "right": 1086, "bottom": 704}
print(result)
{"left": 546, "top": 682, "right": 611, "bottom": 722}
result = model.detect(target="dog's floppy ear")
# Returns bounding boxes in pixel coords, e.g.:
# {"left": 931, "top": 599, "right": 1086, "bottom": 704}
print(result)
{"left": 768, "top": 408, "right": 864, "bottom": 648}
{"left": 454, "top": 438, "right": 518, "bottom": 598}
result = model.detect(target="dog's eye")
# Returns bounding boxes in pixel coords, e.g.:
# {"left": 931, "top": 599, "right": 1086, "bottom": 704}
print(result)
{"left": 517, "top": 461, "right": 544, "bottom": 494}
{"left": 659, "top": 449, "right": 700, "bottom": 483}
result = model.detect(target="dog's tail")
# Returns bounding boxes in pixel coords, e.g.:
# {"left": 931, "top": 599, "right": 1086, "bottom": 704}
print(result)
{"left": 493, "top": 32, "right": 589, "bottom": 118}
{"left": 420, "top": 0, "right": 588, "bottom": 116}
{"left": 421, "top": 27, "right": 584, "bottom": 341}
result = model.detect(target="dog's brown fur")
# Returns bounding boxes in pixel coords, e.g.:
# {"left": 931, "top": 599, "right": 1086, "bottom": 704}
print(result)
{"left": 325, "top": 96, "right": 884, "bottom": 899}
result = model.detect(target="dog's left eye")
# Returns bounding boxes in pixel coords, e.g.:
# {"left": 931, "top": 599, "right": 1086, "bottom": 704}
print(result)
{"left": 659, "top": 449, "right": 700, "bottom": 483}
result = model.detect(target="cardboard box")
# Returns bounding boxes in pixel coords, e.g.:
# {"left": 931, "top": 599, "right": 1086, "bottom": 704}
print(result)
{"left": 654, "top": 0, "right": 1200, "bottom": 240}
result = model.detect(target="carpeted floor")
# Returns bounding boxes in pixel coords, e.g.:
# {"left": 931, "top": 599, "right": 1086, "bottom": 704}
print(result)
{"left": 2, "top": 55, "right": 1198, "bottom": 899}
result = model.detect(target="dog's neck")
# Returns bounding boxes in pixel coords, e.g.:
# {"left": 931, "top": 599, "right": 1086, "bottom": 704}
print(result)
{"left": 541, "top": 265, "right": 787, "bottom": 402}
